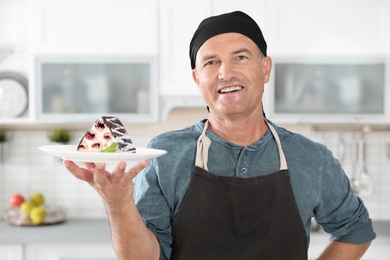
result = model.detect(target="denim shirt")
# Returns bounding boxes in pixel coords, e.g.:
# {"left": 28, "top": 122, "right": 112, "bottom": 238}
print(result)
{"left": 134, "top": 119, "right": 376, "bottom": 260}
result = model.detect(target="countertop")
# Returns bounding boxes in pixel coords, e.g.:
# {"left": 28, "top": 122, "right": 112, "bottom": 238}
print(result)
{"left": 1, "top": 219, "right": 389, "bottom": 251}
{"left": 0, "top": 219, "right": 112, "bottom": 244}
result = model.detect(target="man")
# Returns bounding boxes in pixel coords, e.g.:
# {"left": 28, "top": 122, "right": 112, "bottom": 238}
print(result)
{"left": 64, "top": 11, "right": 376, "bottom": 259}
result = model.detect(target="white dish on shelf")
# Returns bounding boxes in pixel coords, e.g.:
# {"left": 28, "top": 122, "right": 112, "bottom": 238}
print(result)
{"left": 38, "top": 145, "right": 167, "bottom": 163}
{"left": 0, "top": 72, "right": 28, "bottom": 118}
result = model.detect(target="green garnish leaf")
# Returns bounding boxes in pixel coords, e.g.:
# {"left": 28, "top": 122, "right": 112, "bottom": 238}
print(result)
{"left": 100, "top": 142, "right": 118, "bottom": 153}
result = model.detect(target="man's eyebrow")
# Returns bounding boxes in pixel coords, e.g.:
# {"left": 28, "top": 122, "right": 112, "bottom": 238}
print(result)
{"left": 199, "top": 54, "right": 218, "bottom": 64}
{"left": 232, "top": 48, "right": 253, "bottom": 56}
{"left": 198, "top": 48, "right": 253, "bottom": 64}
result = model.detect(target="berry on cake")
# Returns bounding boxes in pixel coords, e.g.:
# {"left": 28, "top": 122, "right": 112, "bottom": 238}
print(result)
{"left": 77, "top": 116, "right": 136, "bottom": 153}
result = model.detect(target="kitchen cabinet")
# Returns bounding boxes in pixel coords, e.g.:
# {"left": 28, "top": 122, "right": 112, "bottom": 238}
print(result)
{"left": 33, "top": 56, "right": 158, "bottom": 123}
{"left": 159, "top": 0, "right": 211, "bottom": 97}
{"left": 30, "top": 0, "right": 158, "bottom": 55}
{"left": 24, "top": 243, "right": 116, "bottom": 260}
{"left": 264, "top": 58, "right": 390, "bottom": 124}
{"left": 1, "top": 219, "right": 117, "bottom": 260}
{"left": 0, "top": 244, "right": 23, "bottom": 260}
{"left": 2, "top": 0, "right": 390, "bottom": 125}
{"left": 266, "top": 0, "right": 390, "bottom": 57}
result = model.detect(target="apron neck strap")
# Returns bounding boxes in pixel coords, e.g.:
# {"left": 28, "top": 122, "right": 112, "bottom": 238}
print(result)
{"left": 266, "top": 121, "right": 288, "bottom": 170}
{"left": 196, "top": 120, "right": 211, "bottom": 171}
{"left": 195, "top": 119, "right": 288, "bottom": 171}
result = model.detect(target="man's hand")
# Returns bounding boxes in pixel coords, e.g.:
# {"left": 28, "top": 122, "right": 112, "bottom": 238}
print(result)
{"left": 63, "top": 160, "right": 149, "bottom": 208}
{"left": 63, "top": 159, "right": 159, "bottom": 259}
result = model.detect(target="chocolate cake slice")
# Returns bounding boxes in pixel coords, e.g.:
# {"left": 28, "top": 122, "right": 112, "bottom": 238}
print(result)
{"left": 77, "top": 116, "right": 136, "bottom": 153}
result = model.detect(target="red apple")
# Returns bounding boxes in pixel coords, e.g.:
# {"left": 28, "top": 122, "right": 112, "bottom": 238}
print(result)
{"left": 9, "top": 194, "right": 25, "bottom": 207}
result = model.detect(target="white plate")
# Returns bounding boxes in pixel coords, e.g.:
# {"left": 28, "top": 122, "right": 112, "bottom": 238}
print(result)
{"left": 39, "top": 145, "right": 167, "bottom": 163}
{"left": 0, "top": 72, "right": 29, "bottom": 118}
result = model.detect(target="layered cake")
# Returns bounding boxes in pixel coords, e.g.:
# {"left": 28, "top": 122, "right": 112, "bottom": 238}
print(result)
{"left": 77, "top": 116, "right": 136, "bottom": 153}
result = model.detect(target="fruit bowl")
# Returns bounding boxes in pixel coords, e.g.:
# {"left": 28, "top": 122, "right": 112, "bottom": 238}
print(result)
{"left": 3, "top": 205, "right": 66, "bottom": 226}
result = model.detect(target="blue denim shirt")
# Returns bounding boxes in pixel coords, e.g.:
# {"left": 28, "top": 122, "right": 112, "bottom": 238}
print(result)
{"left": 134, "top": 119, "right": 376, "bottom": 259}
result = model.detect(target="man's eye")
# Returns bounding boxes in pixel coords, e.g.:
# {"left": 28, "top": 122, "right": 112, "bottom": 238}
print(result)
{"left": 204, "top": 60, "right": 216, "bottom": 67}
{"left": 237, "top": 55, "right": 247, "bottom": 60}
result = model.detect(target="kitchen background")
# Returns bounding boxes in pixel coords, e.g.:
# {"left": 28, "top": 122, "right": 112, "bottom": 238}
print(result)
{"left": 1, "top": 0, "right": 390, "bottom": 259}
{"left": 1, "top": 0, "right": 390, "bottom": 222}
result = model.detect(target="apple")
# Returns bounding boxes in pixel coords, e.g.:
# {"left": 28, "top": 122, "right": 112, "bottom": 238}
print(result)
{"left": 9, "top": 194, "right": 25, "bottom": 207}
{"left": 20, "top": 201, "right": 35, "bottom": 215}
{"left": 30, "top": 207, "right": 47, "bottom": 224}
{"left": 30, "top": 193, "right": 45, "bottom": 206}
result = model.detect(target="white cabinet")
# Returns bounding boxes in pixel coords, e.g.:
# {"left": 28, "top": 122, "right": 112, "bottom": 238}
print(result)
{"left": 0, "top": 244, "right": 23, "bottom": 260}
{"left": 213, "top": 0, "right": 267, "bottom": 26}
{"left": 30, "top": 0, "right": 158, "bottom": 55}
{"left": 159, "top": 0, "right": 212, "bottom": 97}
{"left": 266, "top": 0, "right": 390, "bottom": 56}
{"left": 265, "top": 58, "right": 390, "bottom": 124}
{"left": 25, "top": 243, "right": 116, "bottom": 260}
{"left": 34, "top": 56, "right": 158, "bottom": 123}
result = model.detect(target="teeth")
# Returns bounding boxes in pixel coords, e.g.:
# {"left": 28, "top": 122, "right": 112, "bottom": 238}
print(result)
{"left": 220, "top": 86, "right": 242, "bottom": 93}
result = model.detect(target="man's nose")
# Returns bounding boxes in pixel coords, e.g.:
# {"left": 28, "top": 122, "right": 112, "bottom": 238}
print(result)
{"left": 218, "top": 62, "right": 235, "bottom": 81}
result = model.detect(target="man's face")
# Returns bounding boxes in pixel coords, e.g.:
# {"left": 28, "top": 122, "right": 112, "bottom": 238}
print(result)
{"left": 192, "top": 33, "right": 272, "bottom": 118}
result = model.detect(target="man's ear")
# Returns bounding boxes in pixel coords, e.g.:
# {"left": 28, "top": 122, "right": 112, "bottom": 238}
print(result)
{"left": 192, "top": 69, "right": 199, "bottom": 86}
{"left": 262, "top": 56, "right": 272, "bottom": 84}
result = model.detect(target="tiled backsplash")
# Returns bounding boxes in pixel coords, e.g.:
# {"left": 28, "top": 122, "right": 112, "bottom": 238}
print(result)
{"left": 0, "top": 130, "right": 152, "bottom": 219}
{"left": 1, "top": 128, "right": 390, "bottom": 220}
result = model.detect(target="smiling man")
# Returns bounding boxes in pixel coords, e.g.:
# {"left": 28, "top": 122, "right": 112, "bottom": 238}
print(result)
{"left": 64, "top": 11, "right": 376, "bottom": 260}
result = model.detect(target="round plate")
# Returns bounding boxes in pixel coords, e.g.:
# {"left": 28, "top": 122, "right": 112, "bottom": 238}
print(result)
{"left": 38, "top": 145, "right": 167, "bottom": 163}
{"left": 0, "top": 71, "right": 28, "bottom": 118}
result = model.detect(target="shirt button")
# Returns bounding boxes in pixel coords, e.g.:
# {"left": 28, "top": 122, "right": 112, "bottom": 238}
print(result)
{"left": 242, "top": 168, "right": 247, "bottom": 173}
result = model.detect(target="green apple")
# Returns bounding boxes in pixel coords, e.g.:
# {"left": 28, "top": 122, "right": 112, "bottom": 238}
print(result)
{"left": 31, "top": 193, "right": 45, "bottom": 206}
{"left": 30, "top": 206, "right": 47, "bottom": 224}
{"left": 20, "top": 201, "right": 34, "bottom": 215}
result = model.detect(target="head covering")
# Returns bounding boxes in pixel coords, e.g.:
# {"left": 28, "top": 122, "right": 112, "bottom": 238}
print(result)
{"left": 189, "top": 11, "right": 267, "bottom": 69}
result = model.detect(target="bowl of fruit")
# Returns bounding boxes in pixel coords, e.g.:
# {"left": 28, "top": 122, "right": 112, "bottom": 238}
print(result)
{"left": 3, "top": 193, "right": 66, "bottom": 226}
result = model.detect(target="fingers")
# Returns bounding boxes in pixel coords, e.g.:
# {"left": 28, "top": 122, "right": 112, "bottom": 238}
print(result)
{"left": 111, "top": 160, "right": 149, "bottom": 183}
{"left": 63, "top": 160, "right": 94, "bottom": 183}
{"left": 82, "top": 162, "right": 96, "bottom": 171}
{"left": 125, "top": 160, "right": 150, "bottom": 179}
{"left": 94, "top": 162, "right": 109, "bottom": 185}
{"left": 111, "top": 162, "right": 127, "bottom": 182}
{"left": 63, "top": 159, "right": 149, "bottom": 187}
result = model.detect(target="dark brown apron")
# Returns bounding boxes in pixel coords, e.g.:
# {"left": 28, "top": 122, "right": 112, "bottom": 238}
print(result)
{"left": 171, "top": 121, "right": 308, "bottom": 260}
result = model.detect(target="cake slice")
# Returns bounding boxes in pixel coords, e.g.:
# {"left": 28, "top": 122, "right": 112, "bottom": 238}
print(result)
{"left": 77, "top": 116, "right": 136, "bottom": 153}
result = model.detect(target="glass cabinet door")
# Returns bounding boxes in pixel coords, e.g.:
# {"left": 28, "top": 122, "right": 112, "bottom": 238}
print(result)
{"left": 36, "top": 56, "right": 157, "bottom": 122}
{"left": 269, "top": 60, "right": 388, "bottom": 122}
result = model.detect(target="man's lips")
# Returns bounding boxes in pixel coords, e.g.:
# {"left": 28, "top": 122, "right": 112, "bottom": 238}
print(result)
{"left": 218, "top": 86, "right": 243, "bottom": 93}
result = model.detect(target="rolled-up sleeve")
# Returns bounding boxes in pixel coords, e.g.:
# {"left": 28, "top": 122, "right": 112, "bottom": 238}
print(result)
{"left": 315, "top": 148, "right": 376, "bottom": 244}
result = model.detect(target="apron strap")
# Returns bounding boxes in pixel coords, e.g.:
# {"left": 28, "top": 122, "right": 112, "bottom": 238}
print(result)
{"left": 195, "top": 120, "right": 211, "bottom": 171}
{"left": 195, "top": 119, "right": 288, "bottom": 171}
{"left": 266, "top": 122, "right": 288, "bottom": 170}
